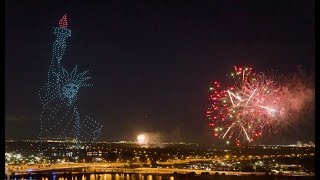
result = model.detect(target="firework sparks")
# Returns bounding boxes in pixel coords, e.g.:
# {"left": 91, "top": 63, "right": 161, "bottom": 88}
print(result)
{"left": 206, "top": 66, "right": 314, "bottom": 145}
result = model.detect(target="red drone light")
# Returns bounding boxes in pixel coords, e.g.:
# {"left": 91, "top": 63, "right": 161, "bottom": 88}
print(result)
{"left": 59, "top": 14, "right": 68, "bottom": 28}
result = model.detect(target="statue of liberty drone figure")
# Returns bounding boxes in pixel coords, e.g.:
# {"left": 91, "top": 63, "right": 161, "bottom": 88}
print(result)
{"left": 39, "top": 15, "right": 102, "bottom": 143}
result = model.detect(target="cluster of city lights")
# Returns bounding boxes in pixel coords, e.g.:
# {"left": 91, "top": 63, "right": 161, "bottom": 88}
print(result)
{"left": 5, "top": 153, "right": 46, "bottom": 165}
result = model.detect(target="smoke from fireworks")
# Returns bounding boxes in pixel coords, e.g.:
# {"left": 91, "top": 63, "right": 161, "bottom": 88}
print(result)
{"left": 206, "top": 66, "right": 314, "bottom": 146}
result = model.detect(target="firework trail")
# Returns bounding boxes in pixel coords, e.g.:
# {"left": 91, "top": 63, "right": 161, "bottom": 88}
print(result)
{"left": 206, "top": 66, "right": 314, "bottom": 146}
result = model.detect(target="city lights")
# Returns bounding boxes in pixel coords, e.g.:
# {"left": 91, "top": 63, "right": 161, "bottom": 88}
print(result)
{"left": 5, "top": 2, "right": 315, "bottom": 179}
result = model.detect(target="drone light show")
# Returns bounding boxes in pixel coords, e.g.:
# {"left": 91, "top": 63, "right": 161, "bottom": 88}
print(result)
{"left": 38, "top": 14, "right": 102, "bottom": 142}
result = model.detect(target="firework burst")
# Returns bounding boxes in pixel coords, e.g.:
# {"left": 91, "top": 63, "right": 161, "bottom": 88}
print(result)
{"left": 206, "top": 66, "right": 313, "bottom": 146}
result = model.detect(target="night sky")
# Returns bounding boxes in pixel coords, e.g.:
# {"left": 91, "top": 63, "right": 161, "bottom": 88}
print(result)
{"left": 5, "top": 1, "right": 314, "bottom": 144}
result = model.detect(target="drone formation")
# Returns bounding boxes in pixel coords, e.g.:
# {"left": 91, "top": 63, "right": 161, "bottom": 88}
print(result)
{"left": 36, "top": 15, "right": 312, "bottom": 146}
{"left": 39, "top": 15, "right": 102, "bottom": 142}
{"left": 206, "top": 66, "right": 313, "bottom": 146}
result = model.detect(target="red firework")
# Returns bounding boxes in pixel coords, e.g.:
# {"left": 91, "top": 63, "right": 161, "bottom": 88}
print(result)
{"left": 206, "top": 66, "right": 312, "bottom": 146}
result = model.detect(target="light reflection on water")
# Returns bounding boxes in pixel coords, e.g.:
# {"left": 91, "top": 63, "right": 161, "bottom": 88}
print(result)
{"left": 35, "top": 174, "right": 175, "bottom": 180}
